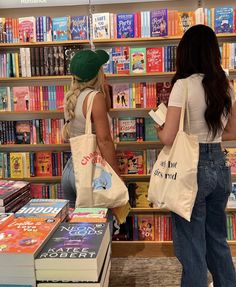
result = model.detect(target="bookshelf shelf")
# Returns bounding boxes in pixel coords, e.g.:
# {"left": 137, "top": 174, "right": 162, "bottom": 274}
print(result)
{"left": 0, "top": 110, "right": 64, "bottom": 120}
{"left": 121, "top": 174, "right": 150, "bottom": 180}
{"left": 0, "top": 144, "right": 70, "bottom": 152}
{"left": 130, "top": 207, "right": 236, "bottom": 213}
{"left": 111, "top": 241, "right": 236, "bottom": 257}
{"left": 4, "top": 176, "right": 62, "bottom": 183}
{"left": 0, "top": 33, "right": 236, "bottom": 48}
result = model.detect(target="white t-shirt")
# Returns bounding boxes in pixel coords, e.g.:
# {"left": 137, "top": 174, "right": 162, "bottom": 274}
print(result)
{"left": 168, "top": 74, "right": 235, "bottom": 143}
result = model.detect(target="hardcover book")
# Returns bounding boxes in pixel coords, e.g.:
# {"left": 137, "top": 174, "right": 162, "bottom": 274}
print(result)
{"left": 70, "top": 16, "right": 89, "bottom": 40}
{"left": 112, "top": 83, "right": 130, "bottom": 108}
{"left": 117, "top": 13, "right": 135, "bottom": 38}
{"left": 156, "top": 82, "right": 172, "bottom": 106}
{"left": 177, "top": 11, "right": 195, "bottom": 35}
{"left": 12, "top": 86, "right": 30, "bottom": 111}
{"left": 214, "top": 7, "right": 234, "bottom": 33}
{"left": 130, "top": 47, "right": 146, "bottom": 74}
{"left": 112, "top": 46, "right": 130, "bottom": 74}
{"left": 10, "top": 152, "right": 24, "bottom": 178}
{"left": 118, "top": 117, "right": 136, "bottom": 142}
{"left": 146, "top": 47, "right": 163, "bottom": 73}
{"left": 52, "top": 17, "right": 69, "bottom": 41}
{"left": 35, "top": 152, "right": 52, "bottom": 177}
{"left": 92, "top": 13, "right": 110, "bottom": 39}
{"left": 150, "top": 9, "right": 168, "bottom": 37}
{"left": 15, "top": 199, "right": 69, "bottom": 221}
{"left": 64, "top": 46, "right": 82, "bottom": 75}
{"left": 35, "top": 222, "right": 110, "bottom": 282}
{"left": 18, "top": 17, "right": 36, "bottom": 42}
{"left": 116, "top": 150, "right": 145, "bottom": 175}
{"left": 15, "top": 121, "right": 31, "bottom": 144}
{"left": 137, "top": 214, "right": 155, "bottom": 241}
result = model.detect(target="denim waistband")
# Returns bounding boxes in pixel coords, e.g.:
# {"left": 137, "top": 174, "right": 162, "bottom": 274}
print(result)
{"left": 199, "top": 143, "right": 222, "bottom": 153}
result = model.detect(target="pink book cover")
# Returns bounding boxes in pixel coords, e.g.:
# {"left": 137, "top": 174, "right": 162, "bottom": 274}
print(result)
{"left": 13, "top": 86, "right": 30, "bottom": 111}
{"left": 19, "top": 17, "right": 36, "bottom": 42}
{"left": 112, "top": 83, "right": 130, "bottom": 108}
{"left": 146, "top": 47, "right": 163, "bottom": 73}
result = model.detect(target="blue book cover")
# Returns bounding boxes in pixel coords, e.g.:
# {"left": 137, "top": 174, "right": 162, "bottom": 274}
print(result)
{"left": 102, "top": 48, "right": 113, "bottom": 74}
{"left": 150, "top": 9, "right": 168, "bottom": 37}
{"left": 70, "top": 15, "right": 88, "bottom": 40}
{"left": 112, "top": 46, "right": 130, "bottom": 74}
{"left": 52, "top": 16, "right": 69, "bottom": 41}
{"left": 117, "top": 13, "right": 135, "bottom": 38}
{"left": 214, "top": 7, "right": 233, "bottom": 34}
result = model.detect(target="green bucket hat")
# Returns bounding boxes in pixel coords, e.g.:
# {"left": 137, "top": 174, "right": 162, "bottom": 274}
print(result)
{"left": 70, "top": 49, "right": 109, "bottom": 82}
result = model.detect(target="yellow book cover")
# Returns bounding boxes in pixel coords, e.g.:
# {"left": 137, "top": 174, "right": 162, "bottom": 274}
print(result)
{"left": 10, "top": 152, "right": 24, "bottom": 178}
{"left": 135, "top": 182, "right": 152, "bottom": 208}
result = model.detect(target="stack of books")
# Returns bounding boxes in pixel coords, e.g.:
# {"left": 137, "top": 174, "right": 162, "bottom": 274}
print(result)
{"left": 69, "top": 208, "right": 108, "bottom": 223}
{"left": 0, "top": 217, "right": 60, "bottom": 286}
{"left": 0, "top": 212, "right": 14, "bottom": 229}
{"left": 0, "top": 180, "right": 31, "bottom": 213}
{"left": 35, "top": 222, "right": 111, "bottom": 287}
{"left": 15, "top": 198, "right": 69, "bottom": 221}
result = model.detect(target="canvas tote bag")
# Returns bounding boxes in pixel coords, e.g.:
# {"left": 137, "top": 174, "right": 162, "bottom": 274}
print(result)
{"left": 70, "top": 89, "right": 129, "bottom": 208}
{"left": 148, "top": 79, "right": 199, "bottom": 221}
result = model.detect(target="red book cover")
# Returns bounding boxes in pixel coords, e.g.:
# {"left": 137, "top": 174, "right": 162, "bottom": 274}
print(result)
{"left": 156, "top": 82, "right": 172, "bottom": 106}
{"left": 146, "top": 47, "right": 163, "bottom": 73}
{"left": 19, "top": 17, "right": 36, "bottom": 42}
{"left": 35, "top": 152, "right": 52, "bottom": 177}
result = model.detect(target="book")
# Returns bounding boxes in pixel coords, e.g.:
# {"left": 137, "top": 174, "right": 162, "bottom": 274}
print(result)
{"left": 150, "top": 9, "right": 168, "bottom": 37}
{"left": 116, "top": 150, "right": 145, "bottom": 175}
{"left": 117, "top": 13, "right": 135, "bottom": 38}
{"left": 146, "top": 47, "right": 163, "bottom": 73}
{"left": 18, "top": 17, "right": 36, "bottom": 42}
{"left": 148, "top": 103, "right": 167, "bottom": 126}
{"left": 118, "top": 117, "right": 136, "bottom": 141}
{"left": 15, "top": 199, "right": 69, "bottom": 221}
{"left": 35, "top": 152, "right": 53, "bottom": 177}
{"left": 112, "top": 46, "right": 130, "bottom": 74}
{"left": 70, "top": 208, "right": 108, "bottom": 223}
{"left": 92, "top": 13, "right": 110, "bottom": 39}
{"left": 0, "top": 217, "right": 60, "bottom": 266}
{"left": 177, "top": 11, "right": 195, "bottom": 35}
{"left": 12, "top": 87, "right": 30, "bottom": 111}
{"left": 0, "top": 213, "right": 14, "bottom": 230}
{"left": 156, "top": 82, "right": 172, "bottom": 106}
{"left": 52, "top": 17, "right": 69, "bottom": 41}
{"left": 0, "top": 180, "right": 30, "bottom": 206}
{"left": 112, "top": 83, "right": 130, "bottom": 108}
{"left": 35, "top": 222, "right": 110, "bottom": 282}
{"left": 130, "top": 47, "right": 146, "bottom": 74}
{"left": 137, "top": 214, "right": 155, "bottom": 241}
{"left": 214, "top": 7, "right": 234, "bottom": 33}
{"left": 63, "top": 45, "right": 82, "bottom": 75}
{"left": 70, "top": 16, "right": 89, "bottom": 40}
{"left": 15, "top": 121, "right": 31, "bottom": 144}
{"left": 9, "top": 152, "right": 24, "bottom": 178}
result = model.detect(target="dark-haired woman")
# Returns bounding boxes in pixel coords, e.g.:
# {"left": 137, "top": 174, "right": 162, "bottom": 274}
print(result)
{"left": 156, "top": 24, "right": 236, "bottom": 287}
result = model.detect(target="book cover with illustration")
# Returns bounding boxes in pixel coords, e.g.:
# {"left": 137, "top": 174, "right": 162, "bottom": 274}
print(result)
{"left": 118, "top": 117, "right": 136, "bottom": 141}
{"left": 102, "top": 48, "right": 113, "bottom": 74}
{"left": 35, "top": 152, "right": 52, "bottom": 177}
{"left": 92, "top": 13, "right": 110, "bottom": 39}
{"left": 177, "top": 11, "right": 196, "bottom": 35}
{"left": 112, "top": 83, "right": 130, "bottom": 108}
{"left": 146, "top": 47, "right": 163, "bottom": 73}
{"left": 12, "top": 87, "right": 30, "bottom": 111}
{"left": 214, "top": 7, "right": 234, "bottom": 33}
{"left": 150, "top": 9, "right": 168, "bottom": 37}
{"left": 15, "top": 121, "right": 31, "bottom": 144}
{"left": 117, "top": 13, "right": 135, "bottom": 38}
{"left": 226, "top": 148, "right": 236, "bottom": 174}
{"left": 156, "top": 81, "right": 172, "bottom": 106}
{"left": 0, "top": 180, "right": 30, "bottom": 206}
{"left": 116, "top": 150, "right": 145, "bottom": 175}
{"left": 35, "top": 222, "right": 109, "bottom": 271}
{"left": 137, "top": 214, "right": 155, "bottom": 241}
{"left": 0, "top": 87, "right": 11, "bottom": 111}
{"left": 144, "top": 117, "right": 158, "bottom": 141}
{"left": 0, "top": 217, "right": 60, "bottom": 264}
{"left": 70, "top": 207, "right": 108, "bottom": 223}
{"left": 52, "top": 17, "right": 69, "bottom": 41}
{"left": 10, "top": 153, "right": 24, "bottom": 178}
{"left": 64, "top": 45, "right": 82, "bottom": 75}
{"left": 112, "top": 46, "right": 130, "bottom": 74}
{"left": 18, "top": 16, "right": 36, "bottom": 42}
{"left": 70, "top": 15, "right": 89, "bottom": 40}
{"left": 15, "top": 199, "right": 69, "bottom": 220}
{"left": 130, "top": 47, "right": 146, "bottom": 74}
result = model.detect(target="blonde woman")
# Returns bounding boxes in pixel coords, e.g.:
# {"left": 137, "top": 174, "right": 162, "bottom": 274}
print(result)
{"left": 62, "top": 49, "right": 120, "bottom": 208}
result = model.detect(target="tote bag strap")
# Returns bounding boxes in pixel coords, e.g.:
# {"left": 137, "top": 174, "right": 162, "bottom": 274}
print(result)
{"left": 85, "top": 89, "right": 99, "bottom": 134}
{"left": 179, "top": 78, "right": 191, "bottom": 132}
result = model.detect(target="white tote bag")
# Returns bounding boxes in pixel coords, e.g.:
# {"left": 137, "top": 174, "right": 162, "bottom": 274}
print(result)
{"left": 70, "top": 89, "right": 129, "bottom": 208}
{"left": 148, "top": 79, "right": 199, "bottom": 221}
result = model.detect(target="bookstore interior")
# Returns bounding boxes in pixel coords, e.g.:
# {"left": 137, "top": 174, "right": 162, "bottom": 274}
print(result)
{"left": 0, "top": 0, "right": 236, "bottom": 286}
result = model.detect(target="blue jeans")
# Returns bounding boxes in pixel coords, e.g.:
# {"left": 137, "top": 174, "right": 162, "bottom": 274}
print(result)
{"left": 171, "top": 143, "right": 236, "bottom": 287}
{"left": 61, "top": 157, "right": 113, "bottom": 236}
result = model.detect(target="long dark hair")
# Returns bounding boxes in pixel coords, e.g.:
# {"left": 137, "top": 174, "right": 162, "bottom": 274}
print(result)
{"left": 172, "top": 24, "right": 232, "bottom": 138}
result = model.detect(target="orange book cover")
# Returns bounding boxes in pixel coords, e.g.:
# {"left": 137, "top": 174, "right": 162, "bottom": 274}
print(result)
{"left": 176, "top": 11, "right": 195, "bottom": 36}
{"left": 35, "top": 152, "right": 52, "bottom": 177}
{"left": 0, "top": 217, "right": 60, "bottom": 259}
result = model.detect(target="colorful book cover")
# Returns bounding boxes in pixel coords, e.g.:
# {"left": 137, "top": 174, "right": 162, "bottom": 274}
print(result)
{"left": 15, "top": 121, "right": 31, "bottom": 144}
{"left": 112, "top": 83, "right": 130, "bottom": 108}
{"left": 118, "top": 117, "right": 136, "bottom": 142}
{"left": 35, "top": 222, "right": 109, "bottom": 269}
{"left": 130, "top": 47, "right": 146, "bottom": 74}
{"left": 144, "top": 117, "right": 158, "bottom": 141}
{"left": 70, "top": 208, "right": 108, "bottom": 223}
{"left": 12, "top": 87, "right": 30, "bottom": 112}
{"left": 15, "top": 198, "right": 69, "bottom": 220}
{"left": 156, "top": 82, "right": 172, "bottom": 106}
{"left": 177, "top": 11, "right": 196, "bottom": 35}
{"left": 0, "top": 180, "right": 30, "bottom": 206}
{"left": 92, "top": 13, "right": 110, "bottom": 39}
{"left": 137, "top": 214, "right": 155, "bottom": 241}
{"left": 0, "top": 87, "right": 10, "bottom": 111}
{"left": 70, "top": 15, "right": 88, "bottom": 40}
{"left": 102, "top": 48, "right": 113, "bottom": 74}
{"left": 18, "top": 17, "right": 36, "bottom": 42}
{"left": 112, "top": 46, "right": 130, "bottom": 74}
{"left": 10, "top": 153, "right": 24, "bottom": 178}
{"left": 35, "top": 152, "right": 52, "bottom": 177}
{"left": 150, "top": 9, "right": 168, "bottom": 37}
{"left": 0, "top": 213, "right": 14, "bottom": 230}
{"left": 146, "top": 47, "right": 163, "bottom": 73}
{"left": 227, "top": 148, "right": 236, "bottom": 174}
{"left": 116, "top": 150, "right": 145, "bottom": 175}
{"left": 0, "top": 217, "right": 60, "bottom": 262}
{"left": 214, "top": 7, "right": 234, "bottom": 33}
{"left": 117, "top": 13, "right": 135, "bottom": 38}
{"left": 52, "top": 17, "right": 69, "bottom": 41}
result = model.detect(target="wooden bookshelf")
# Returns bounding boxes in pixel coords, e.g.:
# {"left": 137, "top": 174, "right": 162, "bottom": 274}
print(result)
{"left": 111, "top": 241, "right": 236, "bottom": 257}
{"left": 130, "top": 207, "right": 236, "bottom": 213}
{"left": 0, "top": 110, "right": 64, "bottom": 120}
{"left": 5, "top": 176, "right": 62, "bottom": 183}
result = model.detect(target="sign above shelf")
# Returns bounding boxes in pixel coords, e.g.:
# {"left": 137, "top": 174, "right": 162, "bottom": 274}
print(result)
{"left": 0, "top": 0, "right": 176, "bottom": 9}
